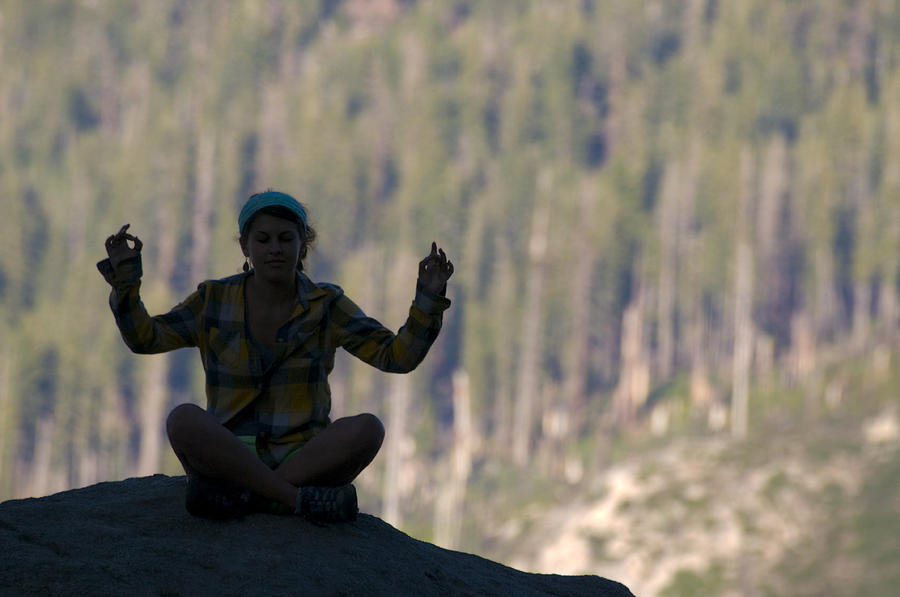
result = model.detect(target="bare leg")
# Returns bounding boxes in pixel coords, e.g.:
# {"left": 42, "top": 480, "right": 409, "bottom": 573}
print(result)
{"left": 166, "top": 404, "right": 297, "bottom": 508}
{"left": 276, "top": 413, "right": 385, "bottom": 487}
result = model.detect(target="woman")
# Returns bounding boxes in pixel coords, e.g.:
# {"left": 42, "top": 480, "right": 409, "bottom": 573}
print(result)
{"left": 98, "top": 190, "right": 453, "bottom": 521}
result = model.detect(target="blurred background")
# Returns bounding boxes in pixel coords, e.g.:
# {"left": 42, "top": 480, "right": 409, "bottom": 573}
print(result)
{"left": 2, "top": 0, "right": 899, "bottom": 595}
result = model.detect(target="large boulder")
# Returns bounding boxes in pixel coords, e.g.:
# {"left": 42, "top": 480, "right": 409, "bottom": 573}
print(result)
{"left": 0, "top": 475, "right": 633, "bottom": 596}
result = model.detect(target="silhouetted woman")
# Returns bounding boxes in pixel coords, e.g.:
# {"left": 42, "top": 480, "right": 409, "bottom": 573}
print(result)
{"left": 99, "top": 191, "right": 453, "bottom": 520}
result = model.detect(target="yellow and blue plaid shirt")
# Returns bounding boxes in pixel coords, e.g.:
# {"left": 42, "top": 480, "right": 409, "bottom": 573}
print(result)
{"left": 98, "top": 255, "right": 450, "bottom": 465}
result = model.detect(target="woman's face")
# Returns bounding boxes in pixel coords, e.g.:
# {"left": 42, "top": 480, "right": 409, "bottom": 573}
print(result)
{"left": 240, "top": 213, "right": 302, "bottom": 283}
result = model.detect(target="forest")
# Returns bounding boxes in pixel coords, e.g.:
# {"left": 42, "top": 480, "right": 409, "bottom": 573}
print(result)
{"left": 1, "top": 1, "right": 899, "bottom": 594}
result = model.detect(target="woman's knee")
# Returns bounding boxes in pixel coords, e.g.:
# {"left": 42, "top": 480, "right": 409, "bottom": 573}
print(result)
{"left": 350, "top": 413, "right": 385, "bottom": 454}
{"left": 166, "top": 403, "right": 205, "bottom": 444}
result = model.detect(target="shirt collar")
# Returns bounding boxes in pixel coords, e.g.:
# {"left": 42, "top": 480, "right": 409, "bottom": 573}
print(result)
{"left": 294, "top": 271, "right": 327, "bottom": 313}
{"left": 240, "top": 270, "right": 327, "bottom": 316}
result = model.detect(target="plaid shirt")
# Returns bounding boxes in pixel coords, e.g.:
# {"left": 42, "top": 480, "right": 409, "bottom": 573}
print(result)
{"left": 98, "top": 255, "right": 450, "bottom": 465}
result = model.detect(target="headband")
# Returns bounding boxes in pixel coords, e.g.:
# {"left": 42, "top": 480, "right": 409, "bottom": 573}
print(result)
{"left": 238, "top": 191, "right": 308, "bottom": 235}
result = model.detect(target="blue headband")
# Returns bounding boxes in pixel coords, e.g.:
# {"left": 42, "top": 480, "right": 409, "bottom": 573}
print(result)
{"left": 238, "top": 191, "right": 308, "bottom": 235}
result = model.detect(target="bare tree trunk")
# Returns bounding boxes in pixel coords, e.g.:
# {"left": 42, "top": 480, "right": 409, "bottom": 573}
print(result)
{"left": 852, "top": 280, "right": 872, "bottom": 350}
{"left": 190, "top": 131, "right": 216, "bottom": 283}
{"left": 848, "top": 0, "right": 872, "bottom": 80}
{"left": 136, "top": 356, "right": 169, "bottom": 476}
{"left": 613, "top": 293, "right": 650, "bottom": 426}
{"left": 459, "top": 187, "right": 489, "bottom": 436}
{"left": 434, "top": 369, "right": 474, "bottom": 549}
{"left": 78, "top": 451, "right": 100, "bottom": 492}
{"left": 136, "top": 168, "right": 181, "bottom": 476}
{"left": 656, "top": 161, "right": 679, "bottom": 381}
{"left": 754, "top": 333, "right": 775, "bottom": 390}
{"left": 683, "top": 0, "right": 705, "bottom": 53}
{"left": 657, "top": 139, "right": 700, "bottom": 384}
{"left": 685, "top": 241, "right": 712, "bottom": 410}
{"left": 814, "top": 247, "right": 840, "bottom": 337}
{"left": 68, "top": 165, "right": 89, "bottom": 265}
{"left": 382, "top": 373, "right": 411, "bottom": 528}
{"left": 512, "top": 173, "right": 552, "bottom": 466}
{"left": 757, "top": 136, "right": 787, "bottom": 269}
{"left": 678, "top": 139, "right": 700, "bottom": 376}
{"left": 732, "top": 242, "right": 753, "bottom": 440}
{"left": 731, "top": 149, "right": 755, "bottom": 440}
{"left": 687, "top": 291, "right": 713, "bottom": 410}
{"left": 257, "top": 84, "right": 288, "bottom": 185}
{"left": 0, "top": 350, "right": 12, "bottom": 497}
{"left": 756, "top": 135, "right": 788, "bottom": 341}
{"left": 690, "top": 357, "right": 714, "bottom": 409}
{"left": 878, "top": 274, "right": 898, "bottom": 332}
{"left": 29, "top": 417, "right": 56, "bottom": 498}
{"left": 605, "top": 39, "right": 626, "bottom": 153}
{"left": 563, "top": 181, "right": 596, "bottom": 436}
{"left": 381, "top": 252, "right": 418, "bottom": 528}
{"left": 491, "top": 239, "right": 516, "bottom": 457}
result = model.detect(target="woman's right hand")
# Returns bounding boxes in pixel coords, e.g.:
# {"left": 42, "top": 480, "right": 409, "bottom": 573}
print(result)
{"left": 105, "top": 224, "right": 143, "bottom": 271}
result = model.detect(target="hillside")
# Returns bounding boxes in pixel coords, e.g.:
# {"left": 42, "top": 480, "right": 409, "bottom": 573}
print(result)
{"left": 495, "top": 419, "right": 900, "bottom": 596}
{"left": 437, "top": 350, "right": 900, "bottom": 596}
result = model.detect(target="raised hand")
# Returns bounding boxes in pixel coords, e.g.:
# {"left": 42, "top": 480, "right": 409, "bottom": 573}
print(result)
{"left": 418, "top": 241, "right": 454, "bottom": 294}
{"left": 105, "top": 224, "right": 143, "bottom": 271}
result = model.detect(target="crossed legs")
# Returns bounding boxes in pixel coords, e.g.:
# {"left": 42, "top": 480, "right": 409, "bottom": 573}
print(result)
{"left": 166, "top": 404, "right": 384, "bottom": 509}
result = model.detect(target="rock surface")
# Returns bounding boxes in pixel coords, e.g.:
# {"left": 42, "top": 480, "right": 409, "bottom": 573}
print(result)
{"left": 0, "top": 475, "right": 633, "bottom": 596}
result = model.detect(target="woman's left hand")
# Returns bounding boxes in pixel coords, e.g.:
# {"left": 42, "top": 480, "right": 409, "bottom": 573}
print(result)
{"left": 418, "top": 242, "right": 454, "bottom": 294}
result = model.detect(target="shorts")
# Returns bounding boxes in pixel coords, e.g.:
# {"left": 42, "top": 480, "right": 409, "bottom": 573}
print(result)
{"left": 237, "top": 435, "right": 308, "bottom": 470}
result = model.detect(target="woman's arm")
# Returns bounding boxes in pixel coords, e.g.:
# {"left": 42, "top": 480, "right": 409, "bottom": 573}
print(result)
{"left": 98, "top": 224, "right": 201, "bottom": 354}
{"left": 331, "top": 243, "right": 453, "bottom": 373}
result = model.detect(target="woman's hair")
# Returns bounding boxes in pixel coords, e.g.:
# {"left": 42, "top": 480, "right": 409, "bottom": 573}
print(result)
{"left": 240, "top": 204, "right": 317, "bottom": 272}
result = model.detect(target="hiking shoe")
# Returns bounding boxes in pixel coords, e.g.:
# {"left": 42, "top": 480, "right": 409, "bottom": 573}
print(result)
{"left": 184, "top": 476, "right": 253, "bottom": 520}
{"left": 295, "top": 484, "right": 358, "bottom": 522}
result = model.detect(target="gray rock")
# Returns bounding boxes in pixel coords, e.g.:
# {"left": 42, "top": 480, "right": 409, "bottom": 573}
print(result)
{"left": 0, "top": 475, "right": 633, "bottom": 596}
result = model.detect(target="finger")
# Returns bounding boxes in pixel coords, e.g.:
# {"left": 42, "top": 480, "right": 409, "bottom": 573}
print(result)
{"left": 117, "top": 224, "right": 130, "bottom": 236}
{"left": 438, "top": 248, "right": 446, "bottom": 263}
{"left": 132, "top": 236, "right": 143, "bottom": 252}
{"left": 431, "top": 241, "right": 437, "bottom": 255}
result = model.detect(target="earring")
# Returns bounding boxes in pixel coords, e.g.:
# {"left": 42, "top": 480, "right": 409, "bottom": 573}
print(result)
{"left": 243, "top": 258, "right": 250, "bottom": 273}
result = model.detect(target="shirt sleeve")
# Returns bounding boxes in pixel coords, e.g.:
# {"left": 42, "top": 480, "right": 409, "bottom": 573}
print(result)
{"left": 330, "top": 282, "right": 451, "bottom": 373}
{"left": 97, "top": 255, "right": 203, "bottom": 354}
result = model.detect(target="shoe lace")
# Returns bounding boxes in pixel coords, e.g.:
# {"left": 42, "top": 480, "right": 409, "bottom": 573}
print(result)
{"left": 298, "top": 485, "right": 357, "bottom": 521}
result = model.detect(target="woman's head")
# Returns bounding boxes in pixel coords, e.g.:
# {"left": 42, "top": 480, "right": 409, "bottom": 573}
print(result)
{"left": 238, "top": 191, "right": 317, "bottom": 274}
